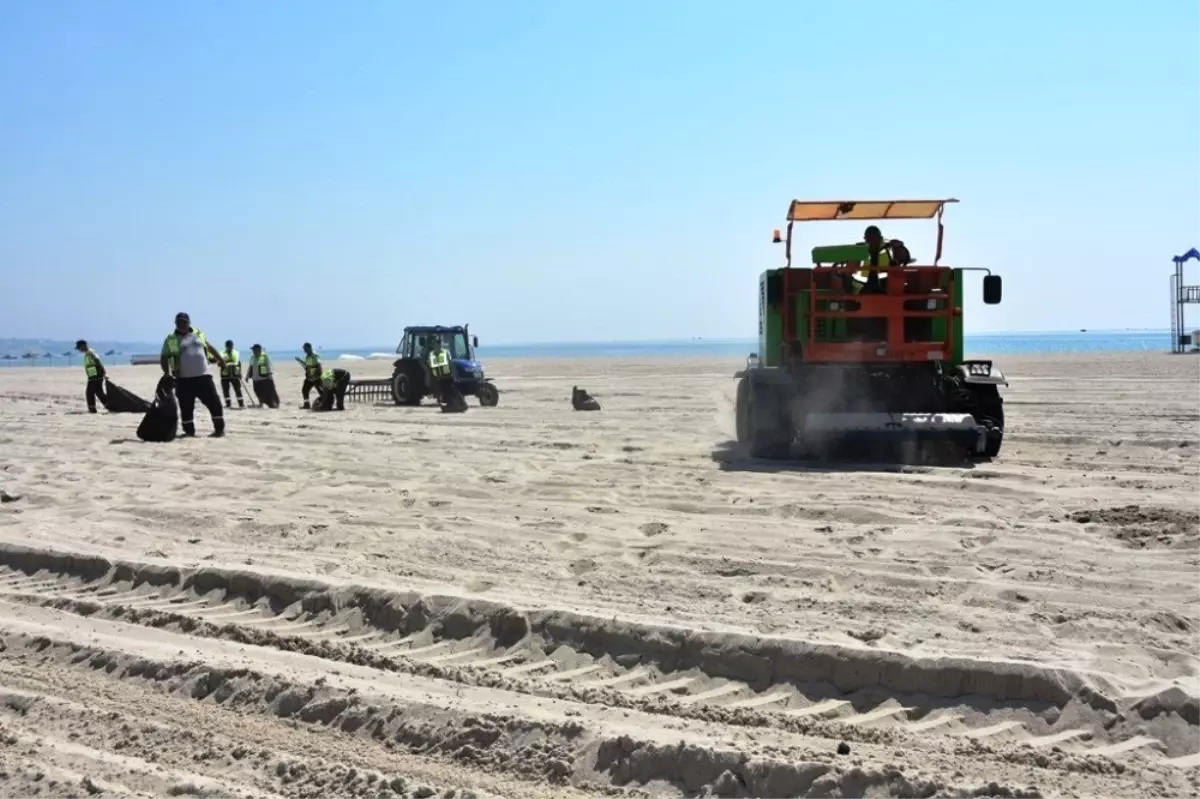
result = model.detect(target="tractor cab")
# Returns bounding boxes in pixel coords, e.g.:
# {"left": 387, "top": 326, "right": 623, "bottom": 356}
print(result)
{"left": 764, "top": 198, "right": 1002, "bottom": 366}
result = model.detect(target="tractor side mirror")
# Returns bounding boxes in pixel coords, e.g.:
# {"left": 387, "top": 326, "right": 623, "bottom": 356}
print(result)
{"left": 983, "top": 274, "right": 1002, "bottom": 305}
{"left": 473, "top": 336, "right": 479, "bottom": 349}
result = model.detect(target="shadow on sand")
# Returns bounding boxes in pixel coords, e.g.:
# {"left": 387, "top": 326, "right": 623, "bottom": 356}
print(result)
{"left": 710, "top": 439, "right": 979, "bottom": 474}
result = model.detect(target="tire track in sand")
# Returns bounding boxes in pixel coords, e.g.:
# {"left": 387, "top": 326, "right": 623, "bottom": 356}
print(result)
{"left": 0, "top": 542, "right": 1195, "bottom": 798}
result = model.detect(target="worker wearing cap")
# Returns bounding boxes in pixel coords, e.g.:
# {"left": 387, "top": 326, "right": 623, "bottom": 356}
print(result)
{"left": 161, "top": 312, "right": 227, "bottom": 437}
{"left": 75, "top": 339, "right": 107, "bottom": 413}
{"left": 313, "top": 367, "right": 351, "bottom": 411}
{"left": 245, "top": 344, "right": 280, "bottom": 408}
{"left": 219, "top": 339, "right": 245, "bottom": 409}
{"left": 295, "top": 342, "right": 322, "bottom": 409}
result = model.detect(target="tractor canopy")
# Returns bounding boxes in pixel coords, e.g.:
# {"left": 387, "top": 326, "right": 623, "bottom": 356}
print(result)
{"left": 785, "top": 198, "right": 958, "bottom": 222}
{"left": 398, "top": 325, "right": 483, "bottom": 375}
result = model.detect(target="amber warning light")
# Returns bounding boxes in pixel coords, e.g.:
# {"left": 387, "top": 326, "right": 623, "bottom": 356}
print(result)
{"left": 772, "top": 228, "right": 782, "bottom": 243}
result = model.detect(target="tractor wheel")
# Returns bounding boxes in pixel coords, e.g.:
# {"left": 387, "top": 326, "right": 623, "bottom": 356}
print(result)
{"left": 966, "top": 383, "right": 1004, "bottom": 459}
{"left": 391, "top": 371, "right": 422, "bottom": 406}
{"left": 737, "top": 376, "right": 793, "bottom": 459}
{"left": 477, "top": 382, "right": 500, "bottom": 407}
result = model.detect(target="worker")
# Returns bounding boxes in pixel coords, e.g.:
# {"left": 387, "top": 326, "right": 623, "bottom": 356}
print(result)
{"left": 161, "top": 312, "right": 226, "bottom": 438}
{"left": 219, "top": 339, "right": 245, "bottom": 409}
{"left": 295, "top": 343, "right": 322, "bottom": 409}
{"left": 75, "top": 339, "right": 107, "bottom": 413}
{"left": 313, "top": 367, "right": 351, "bottom": 411}
{"left": 245, "top": 344, "right": 280, "bottom": 408}
{"left": 428, "top": 337, "right": 454, "bottom": 403}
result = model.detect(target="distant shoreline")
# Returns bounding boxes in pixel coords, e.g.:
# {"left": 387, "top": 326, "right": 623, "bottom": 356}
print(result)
{"left": 0, "top": 329, "right": 1186, "bottom": 368}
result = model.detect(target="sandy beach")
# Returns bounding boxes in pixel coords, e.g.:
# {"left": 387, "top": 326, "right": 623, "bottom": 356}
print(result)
{"left": 0, "top": 352, "right": 1196, "bottom": 798}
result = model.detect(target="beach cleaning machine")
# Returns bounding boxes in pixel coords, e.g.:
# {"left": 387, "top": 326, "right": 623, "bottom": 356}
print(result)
{"left": 734, "top": 198, "right": 1007, "bottom": 460}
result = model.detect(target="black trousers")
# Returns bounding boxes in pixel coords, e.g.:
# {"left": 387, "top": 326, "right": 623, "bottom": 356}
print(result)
{"left": 302, "top": 377, "right": 319, "bottom": 403}
{"left": 175, "top": 374, "right": 225, "bottom": 436}
{"left": 220, "top": 373, "right": 244, "bottom": 405}
{"left": 251, "top": 378, "right": 280, "bottom": 409}
{"left": 85, "top": 378, "right": 107, "bottom": 412}
{"left": 315, "top": 369, "right": 351, "bottom": 411}
{"left": 436, "top": 375, "right": 454, "bottom": 402}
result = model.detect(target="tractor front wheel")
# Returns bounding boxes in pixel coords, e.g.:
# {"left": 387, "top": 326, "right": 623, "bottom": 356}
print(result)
{"left": 736, "top": 376, "right": 793, "bottom": 460}
{"left": 392, "top": 371, "right": 422, "bottom": 406}
{"left": 477, "top": 382, "right": 500, "bottom": 407}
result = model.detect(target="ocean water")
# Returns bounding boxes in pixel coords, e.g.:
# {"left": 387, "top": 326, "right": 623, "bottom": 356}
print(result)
{"left": 0, "top": 330, "right": 1185, "bottom": 368}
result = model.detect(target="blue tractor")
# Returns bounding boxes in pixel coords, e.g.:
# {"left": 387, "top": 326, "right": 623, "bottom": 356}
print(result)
{"left": 390, "top": 325, "right": 500, "bottom": 407}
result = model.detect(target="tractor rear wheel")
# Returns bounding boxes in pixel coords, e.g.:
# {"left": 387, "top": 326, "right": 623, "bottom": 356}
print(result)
{"left": 736, "top": 376, "right": 793, "bottom": 459}
{"left": 477, "top": 382, "right": 499, "bottom": 407}
{"left": 391, "top": 371, "right": 422, "bottom": 406}
{"left": 966, "top": 383, "right": 1004, "bottom": 458}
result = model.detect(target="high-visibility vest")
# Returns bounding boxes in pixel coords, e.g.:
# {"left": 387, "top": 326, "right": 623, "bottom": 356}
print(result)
{"left": 320, "top": 368, "right": 335, "bottom": 390}
{"left": 849, "top": 247, "right": 892, "bottom": 291}
{"left": 249, "top": 352, "right": 271, "bottom": 378}
{"left": 429, "top": 350, "right": 451, "bottom": 377}
{"left": 163, "top": 329, "right": 207, "bottom": 376}
{"left": 304, "top": 353, "right": 321, "bottom": 378}
{"left": 222, "top": 348, "right": 240, "bottom": 377}
{"left": 83, "top": 349, "right": 101, "bottom": 379}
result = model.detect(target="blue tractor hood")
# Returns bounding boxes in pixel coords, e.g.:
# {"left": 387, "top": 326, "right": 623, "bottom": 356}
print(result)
{"left": 452, "top": 357, "right": 483, "bottom": 373}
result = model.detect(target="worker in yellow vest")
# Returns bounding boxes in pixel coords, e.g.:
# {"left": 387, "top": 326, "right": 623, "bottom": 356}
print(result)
{"left": 428, "top": 338, "right": 453, "bottom": 403}
{"left": 219, "top": 340, "right": 245, "bottom": 409}
{"left": 313, "top": 367, "right": 351, "bottom": 411}
{"left": 161, "top": 312, "right": 226, "bottom": 437}
{"left": 295, "top": 342, "right": 323, "bottom": 409}
{"left": 74, "top": 339, "right": 107, "bottom": 413}
{"left": 245, "top": 344, "right": 280, "bottom": 408}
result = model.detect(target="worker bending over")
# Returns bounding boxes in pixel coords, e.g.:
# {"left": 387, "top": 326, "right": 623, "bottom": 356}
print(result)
{"left": 245, "top": 344, "right": 280, "bottom": 408}
{"left": 220, "top": 340, "right": 245, "bottom": 409}
{"left": 161, "top": 312, "right": 226, "bottom": 438}
{"left": 296, "top": 343, "right": 322, "bottom": 409}
{"left": 75, "top": 339, "right": 107, "bottom": 413}
{"left": 313, "top": 367, "right": 351, "bottom": 411}
{"left": 428, "top": 338, "right": 454, "bottom": 402}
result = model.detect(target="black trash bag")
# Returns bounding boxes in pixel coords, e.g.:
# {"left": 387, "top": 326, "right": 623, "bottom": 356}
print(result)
{"left": 137, "top": 377, "right": 179, "bottom": 442}
{"left": 438, "top": 385, "right": 469, "bottom": 414}
{"left": 104, "top": 380, "right": 152, "bottom": 414}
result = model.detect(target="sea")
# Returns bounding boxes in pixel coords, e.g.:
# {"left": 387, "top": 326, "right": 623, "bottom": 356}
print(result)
{"left": 0, "top": 330, "right": 1187, "bottom": 368}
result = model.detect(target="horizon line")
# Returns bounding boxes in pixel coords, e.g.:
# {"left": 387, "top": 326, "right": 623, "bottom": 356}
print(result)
{"left": 0, "top": 327, "right": 1177, "bottom": 354}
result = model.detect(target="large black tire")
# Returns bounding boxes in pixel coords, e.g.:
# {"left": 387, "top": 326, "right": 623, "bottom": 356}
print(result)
{"left": 736, "top": 376, "right": 793, "bottom": 459}
{"left": 477, "top": 382, "right": 499, "bottom": 407}
{"left": 966, "top": 383, "right": 1004, "bottom": 459}
{"left": 391, "top": 371, "right": 422, "bottom": 406}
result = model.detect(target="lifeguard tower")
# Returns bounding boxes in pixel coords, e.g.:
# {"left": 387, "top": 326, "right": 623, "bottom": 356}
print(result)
{"left": 1169, "top": 248, "right": 1200, "bottom": 353}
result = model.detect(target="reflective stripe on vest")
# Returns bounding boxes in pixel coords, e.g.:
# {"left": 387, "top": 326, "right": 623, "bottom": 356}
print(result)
{"left": 165, "top": 329, "right": 207, "bottom": 375}
{"left": 223, "top": 349, "right": 240, "bottom": 376}
{"left": 429, "top": 350, "right": 451, "bottom": 377}
{"left": 304, "top": 354, "right": 320, "bottom": 377}
{"left": 83, "top": 350, "right": 100, "bottom": 378}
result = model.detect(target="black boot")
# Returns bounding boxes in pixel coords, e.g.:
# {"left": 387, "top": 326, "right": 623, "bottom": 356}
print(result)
{"left": 225, "top": 399, "right": 232, "bottom": 409}
{"left": 210, "top": 417, "right": 226, "bottom": 438}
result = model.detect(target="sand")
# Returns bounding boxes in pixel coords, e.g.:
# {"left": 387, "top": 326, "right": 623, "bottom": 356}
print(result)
{"left": 0, "top": 352, "right": 1196, "bottom": 798}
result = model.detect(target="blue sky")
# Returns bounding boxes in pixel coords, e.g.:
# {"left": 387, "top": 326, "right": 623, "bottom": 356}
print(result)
{"left": 1, "top": 0, "right": 1197, "bottom": 347}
